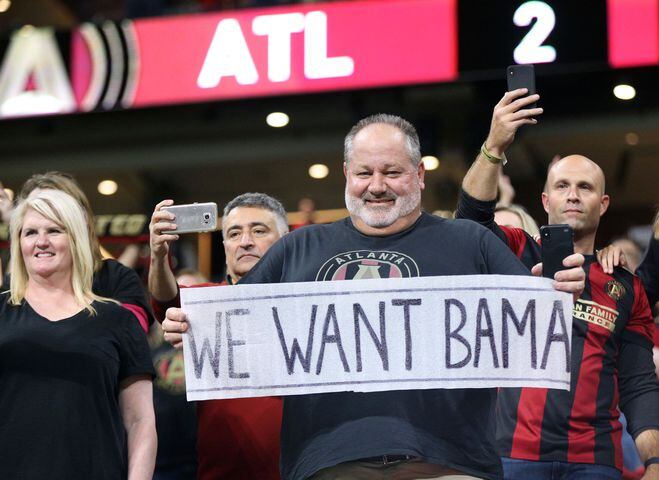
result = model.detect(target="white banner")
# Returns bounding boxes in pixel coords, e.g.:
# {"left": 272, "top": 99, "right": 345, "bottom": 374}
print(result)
{"left": 181, "top": 275, "right": 573, "bottom": 401}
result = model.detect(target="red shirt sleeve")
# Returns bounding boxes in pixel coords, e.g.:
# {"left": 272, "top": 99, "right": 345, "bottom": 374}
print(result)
{"left": 499, "top": 225, "right": 531, "bottom": 259}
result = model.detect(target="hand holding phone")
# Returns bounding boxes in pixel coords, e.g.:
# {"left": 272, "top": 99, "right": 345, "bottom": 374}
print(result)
{"left": 161, "top": 202, "right": 218, "bottom": 234}
{"left": 541, "top": 224, "right": 574, "bottom": 279}
{"left": 483, "top": 65, "right": 541, "bottom": 158}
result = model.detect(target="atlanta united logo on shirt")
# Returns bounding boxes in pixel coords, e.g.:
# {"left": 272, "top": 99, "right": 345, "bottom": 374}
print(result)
{"left": 605, "top": 279, "right": 626, "bottom": 301}
{"left": 315, "top": 250, "right": 420, "bottom": 281}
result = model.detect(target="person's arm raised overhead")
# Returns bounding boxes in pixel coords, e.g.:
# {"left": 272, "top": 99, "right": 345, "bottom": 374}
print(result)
{"left": 462, "top": 89, "right": 542, "bottom": 202}
{"left": 148, "top": 199, "right": 180, "bottom": 308}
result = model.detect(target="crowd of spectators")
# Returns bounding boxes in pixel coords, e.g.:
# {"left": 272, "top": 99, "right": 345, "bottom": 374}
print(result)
{"left": 0, "top": 95, "right": 657, "bottom": 480}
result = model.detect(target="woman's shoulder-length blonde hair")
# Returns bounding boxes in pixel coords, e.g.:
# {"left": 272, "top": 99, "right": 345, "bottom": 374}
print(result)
{"left": 9, "top": 189, "right": 115, "bottom": 314}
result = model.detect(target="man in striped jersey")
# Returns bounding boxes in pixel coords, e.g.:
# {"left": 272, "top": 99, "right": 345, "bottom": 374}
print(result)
{"left": 457, "top": 89, "right": 659, "bottom": 480}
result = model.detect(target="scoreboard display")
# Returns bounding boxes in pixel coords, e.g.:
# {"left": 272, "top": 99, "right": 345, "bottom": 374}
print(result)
{"left": 460, "top": 0, "right": 659, "bottom": 72}
{"left": 459, "top": 1, "right": 609, "bottom": 72}
{"left": 0, "top": 0, "right": 657, "bottom": 118}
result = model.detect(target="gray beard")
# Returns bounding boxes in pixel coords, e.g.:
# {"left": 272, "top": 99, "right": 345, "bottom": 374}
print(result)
{"left": 345, "top": 187, "right": 421, "bottom": 228}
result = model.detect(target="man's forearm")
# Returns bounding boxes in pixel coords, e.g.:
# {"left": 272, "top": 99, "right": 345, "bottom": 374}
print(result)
{"left": 148, "top": 255, "right": 178, "bottom": 302}
{"left": 635, "top": 429, "right": 659, "bottom": 476}
{"left": 461, "top": 151, "right": 502, "bottom": 202}
{"left": 463, "top": 88, "right": 541, "bottom": 201}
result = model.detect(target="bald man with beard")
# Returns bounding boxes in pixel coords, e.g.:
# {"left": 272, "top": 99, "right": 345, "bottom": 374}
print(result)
{"left": 457, "top": 89, "right": 659, "bottom": 480}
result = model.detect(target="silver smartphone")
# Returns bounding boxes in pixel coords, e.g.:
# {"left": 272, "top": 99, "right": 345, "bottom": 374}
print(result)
{"left": 161, "top": 202, "right": 218, "bottom": 234}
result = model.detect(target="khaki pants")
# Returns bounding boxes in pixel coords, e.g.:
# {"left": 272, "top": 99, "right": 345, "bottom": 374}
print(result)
{"left": 309, "top": 457, "right": 483, "bottom": 480}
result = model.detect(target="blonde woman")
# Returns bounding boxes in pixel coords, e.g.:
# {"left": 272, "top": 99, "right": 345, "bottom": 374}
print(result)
{"left": 0, "top": 171, "right": 154, "bottom": 332}
{"left": 0, "top": 189, "right": 156, "bottom": 479}
{"left": 7, "top": 171, "right": 154, "bottom": 332}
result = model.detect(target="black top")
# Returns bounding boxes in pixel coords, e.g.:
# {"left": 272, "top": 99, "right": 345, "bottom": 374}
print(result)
{"left": 241, "top": 212, "right": 530, "bottom": 480}
{"left": 0, "top": 296, "right": 155, "bottom": 479}
{"left": 457, "top": 189, "right": 659, "bottom": 470}
{"left": 93, "top": 258, "right": 155, "bottom": 328}
{"left": 637, "top": 235, "right": 659, "bottom": 308}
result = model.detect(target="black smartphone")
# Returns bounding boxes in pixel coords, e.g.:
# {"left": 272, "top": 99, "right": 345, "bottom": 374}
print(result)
{"left": 507, "top": 64, "right": 536, "bottom": 108}
{"left": 540, "top": 224, "right": 574, "bottom": 280}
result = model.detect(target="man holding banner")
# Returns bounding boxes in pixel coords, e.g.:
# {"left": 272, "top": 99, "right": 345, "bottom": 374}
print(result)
{"left": 164, "top": 114, "right": 585, "bottom": 480}
{"left": 457, "top": 89, "right": 659, "bottom": 479}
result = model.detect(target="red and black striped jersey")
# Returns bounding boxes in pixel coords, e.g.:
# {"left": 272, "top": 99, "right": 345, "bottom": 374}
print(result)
{"left": 496, "top": 250, "right": 656, "bottom": 469}
{"left": 456, "top": 190, "right": 659, "bottom": 470}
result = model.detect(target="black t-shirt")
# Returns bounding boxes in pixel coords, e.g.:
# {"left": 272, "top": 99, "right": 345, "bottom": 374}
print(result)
{"left": 93, "top": 258, "right": 155, "bottom": 329}
{"left": 241, "top": 212, "right": 529, "bottom": 480}
{"left": 637, "top": 235, "right": 659, "bottom": 308}
{"left": 0, "top": 295, "right": 155, "bottom": 480}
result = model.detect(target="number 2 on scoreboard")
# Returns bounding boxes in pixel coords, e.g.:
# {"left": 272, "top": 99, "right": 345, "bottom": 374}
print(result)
{"left": 513, "top": 1, "right": 557, "bottom": 65}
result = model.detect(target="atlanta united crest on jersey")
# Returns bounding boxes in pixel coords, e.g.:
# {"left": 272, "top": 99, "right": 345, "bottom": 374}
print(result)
{"left": 315, "top": 250, "right": 420, "bottom": 281}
